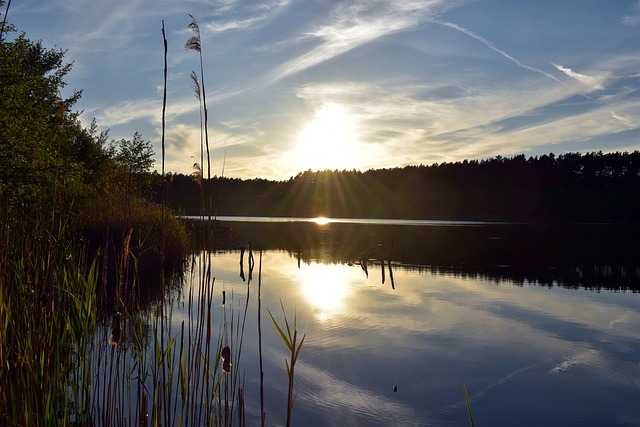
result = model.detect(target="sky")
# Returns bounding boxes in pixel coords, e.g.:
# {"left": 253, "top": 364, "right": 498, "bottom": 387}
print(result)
{"left": 7, "top": 0, "right": 640, "bottom": 180}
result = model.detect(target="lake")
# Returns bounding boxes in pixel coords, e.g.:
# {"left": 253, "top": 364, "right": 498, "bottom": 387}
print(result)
{"left": 96, "top": 218, "right": 640, "bottom": 426}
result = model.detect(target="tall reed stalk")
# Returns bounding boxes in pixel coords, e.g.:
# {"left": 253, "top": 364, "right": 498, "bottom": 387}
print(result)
{"left": 161, "top": 20, "right": 168, "bottom": 265}
{"left": 0, "top": 0, "right": 12, "bottom": 41}
{"left": 257, "top": 251, "right": 266, "bottom": 426}
{"left": 269, "top": 301, "right": 306, "bottom": 427}
{"left": 190, "top": 70, "right": 205, "bottom": 225}
{"left": 185, "top": 14, "right": 212, "bottom": 235}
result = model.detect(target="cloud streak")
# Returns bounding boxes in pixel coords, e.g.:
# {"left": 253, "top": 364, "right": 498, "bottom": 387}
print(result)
{"left": 93, "top": 97, "right": 198, "bottom": 128}
{"left": 434, "top": 20, "right": 560, "bottom": 82}
{"left": 622, "top": 0, "right": 640, "bottom": 25}
{"left": 291, "top": 60, "right": 638, "bottom": 169}
{"left": 202, "top": 0, "right": 290, "bottom": 33}
{"left": 552, "top": 63, "right": 604, "bottom": 90}
{"left": 265, "top": 0, "right": 446, "bottom": 83}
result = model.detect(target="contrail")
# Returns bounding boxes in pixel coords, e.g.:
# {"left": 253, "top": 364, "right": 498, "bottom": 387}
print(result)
{"left": 434, "top": 19, "right": 560, "bottom": 83}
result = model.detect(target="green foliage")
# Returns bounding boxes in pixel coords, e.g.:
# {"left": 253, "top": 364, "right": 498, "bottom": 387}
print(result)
{"left": 0, "top": 217, "right": 99, "bottom": 426}
{"left": 0, "top": 20, "right": 180, "bottom": 264}
{"left": 114, "top": 131, "right": 155, "bottom": 177}
{"left": 0, "top": 20, "right": 188, "bottom": 424}
{"left": 77, "top": 196, "right": 188, "bottom": 281}
{"left": 109, "top": 131, "right": 156, "bottom": 217}
{"left": 268, "top": 301, "right": 306, "bottom": 427}
{"left": 0, "top": 29, "right": 113, "bottom": 222}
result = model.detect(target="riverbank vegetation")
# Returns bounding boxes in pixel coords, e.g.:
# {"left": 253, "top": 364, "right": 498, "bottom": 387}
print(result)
{"left": 0, "top": 18, "right": 188, "bottom": 273}
{"left": 1, "top": 10, "right": 311, "bottom": 425}
{"left": 1, "top": 10, "right": 188, "bottom": 424}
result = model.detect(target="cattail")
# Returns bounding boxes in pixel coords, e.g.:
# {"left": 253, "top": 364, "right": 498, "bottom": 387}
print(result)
{"left": 221, "top": 345, "right": 231, "bottom": 372}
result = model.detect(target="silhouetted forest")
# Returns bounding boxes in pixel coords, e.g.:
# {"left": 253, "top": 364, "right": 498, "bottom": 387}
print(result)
{"left": 157, "top": 151, "right": 640, "bottom": 221}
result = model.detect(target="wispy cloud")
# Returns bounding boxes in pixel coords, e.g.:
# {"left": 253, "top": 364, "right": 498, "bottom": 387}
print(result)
{"left": 12, "top": 0, "right": 149, "bottom": 56}
{"left": 552, "top": 63, "right": 604, "bottom": 90}
{"left": 451, "top": 98, "right": 640, "bottom": 159}
{"left": 62, "top": 1, "right": 150, "bottom": 55}
{"left": 200, "top": 0, "right": 290, "bottom": 33}
{"left": 265, "top": 0, "right": 446, "bottom": 83}
{"left": 93, "top": 97, "right": 198, "bottom": 128}
{"left": 610, "top": 111, "right": 636, "bottom": 128}
{"left": 622, "top": 0, "right": 640, "bottom": 25}
{"left": 291, "top": 64, "right": 639, "bottom": 170}
{"left": 434, "top": 20, "right": 560, "bottom": 82}
{"left": 247, "top": 0, "right": 291, "bottom": 13}
{"left": 203, "top": 16, "right": 267, "bottom": 32}
{"left": 92, "top": 99, "right": 159, "bottom": 127}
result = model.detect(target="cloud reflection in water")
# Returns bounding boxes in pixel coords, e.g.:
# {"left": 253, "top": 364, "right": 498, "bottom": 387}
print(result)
{"left": 183, "top": 250, "right": 640, "bottom": 425}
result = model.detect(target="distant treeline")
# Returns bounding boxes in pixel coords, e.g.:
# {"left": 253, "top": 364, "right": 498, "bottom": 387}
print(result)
{"left": 156, "top": 151, "right": 640, "bottom": 221}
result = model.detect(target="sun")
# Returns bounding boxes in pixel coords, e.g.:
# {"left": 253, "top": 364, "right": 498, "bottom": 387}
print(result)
{"left": 295, "top": 103, "right": 359, "bottom": 171}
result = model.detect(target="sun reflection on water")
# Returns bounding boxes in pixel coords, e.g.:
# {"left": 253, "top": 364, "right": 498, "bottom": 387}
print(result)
{"left": 300, "top": 262, "right": 353, "bottom": 322}
{"left": 312, "top": 217, "right": 330, "bottom": 225}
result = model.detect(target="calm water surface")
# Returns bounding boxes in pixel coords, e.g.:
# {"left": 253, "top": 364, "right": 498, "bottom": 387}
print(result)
{"left": 173, "top": 244, "right": 640, "bottom": 426}
{"left": 184, "top": 215, "right": 508, "bottom": 226}
{"left": 103, "top": 219, "right": 640, "bottom": 426}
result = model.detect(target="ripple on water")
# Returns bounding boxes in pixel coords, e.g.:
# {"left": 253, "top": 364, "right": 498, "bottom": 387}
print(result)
{"left": 449, "top": 349, "right": 640, "bottom": 426}
{"left": 295, "top": 363, "right": 429, "bottom": 427}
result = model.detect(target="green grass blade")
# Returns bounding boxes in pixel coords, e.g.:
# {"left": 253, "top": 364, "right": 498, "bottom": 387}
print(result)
{"left": 268, "top": 308, "right": 292, "bottom": 352}
{"left": 294, "top": 334, "right": 306, "bottom": 362}
{"left": 279, "top": 299, "right": 293, "bottom": 342}
{"left": 461, "top": 381, "right": 474, "bottom": 427}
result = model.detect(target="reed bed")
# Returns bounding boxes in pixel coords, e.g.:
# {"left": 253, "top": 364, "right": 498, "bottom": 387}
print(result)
{"left": 0, "top": 221, "right": 286, "bottom": 426}
{"left": 70, "top": 245, "right": 244, "bottom": 426}
{"left": 0, "top": 212, "right": 99, "bottom": 425}
{"left": 1, "top": 14, "right": 305, "bottom": 426}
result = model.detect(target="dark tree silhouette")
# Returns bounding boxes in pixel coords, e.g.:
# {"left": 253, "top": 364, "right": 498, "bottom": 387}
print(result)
{"left": 153, "top": 151, "right": 640, "bottom": 222}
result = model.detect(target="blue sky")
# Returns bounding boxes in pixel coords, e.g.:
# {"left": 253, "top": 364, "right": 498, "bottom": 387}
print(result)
{"left": 8, "top": 0, "right": 640, "bottom": 180}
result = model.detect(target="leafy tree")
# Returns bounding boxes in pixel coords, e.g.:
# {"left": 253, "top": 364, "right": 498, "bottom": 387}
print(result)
{"left": 115, "top": 132, "right": 154, "bottom": 177}
{"left": 112, "top": 132, "right": 155, "bottom": 216}
{"left": 0, "top": 26, "right": 110, "bottom": 223}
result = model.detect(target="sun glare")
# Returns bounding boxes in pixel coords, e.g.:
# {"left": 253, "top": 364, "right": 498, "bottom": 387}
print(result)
{"left": 312, "top": 217, "right": 330, "bottom": 225}
{"left": 300, "top": 263, "right": 352, "bottom": 322}
{"left": 295, "top": 103, "right": 360, "bottom": 171}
